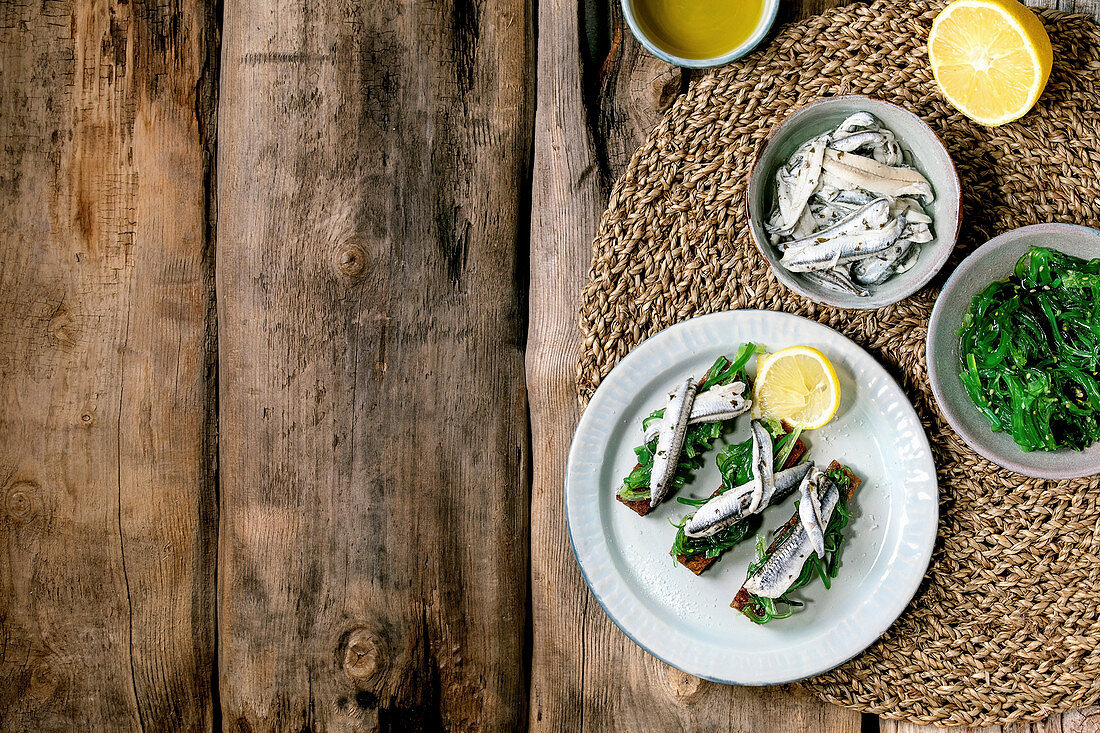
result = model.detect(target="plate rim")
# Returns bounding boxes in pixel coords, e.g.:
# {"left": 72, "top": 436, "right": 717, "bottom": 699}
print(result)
{"left": 926, "top": 222, "right": 1100, "bottom": 479}
{"left": 566, "top": 309, "right": 939, "bottom": 685}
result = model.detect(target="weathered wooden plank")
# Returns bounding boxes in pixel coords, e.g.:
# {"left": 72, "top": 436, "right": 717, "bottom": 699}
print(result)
{"left": 526, "top": 0, "right": 607, "bottom": 722}
{"left": 215, "top": 0, "right": 532, "bottom": 728}
{"left": 587, "top": 0, "right": 686, "bottom": 190}
{"left": 0, "top": 0, "right": 219, "bottom": 729}
{"left": 1041, "top": 708, "right": 1100, "bottom": 732}
{"left": 528, "top": 0, "right": 860, "bottom": 730}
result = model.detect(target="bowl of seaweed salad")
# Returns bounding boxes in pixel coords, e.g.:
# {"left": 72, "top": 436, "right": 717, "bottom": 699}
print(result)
{"left": 927, "top": 223, "right": 1100, "bottom": 478}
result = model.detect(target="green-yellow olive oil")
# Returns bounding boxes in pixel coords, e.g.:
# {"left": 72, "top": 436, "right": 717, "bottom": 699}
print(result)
{"left": 633, "top": 0, "right": 767, "bottom": 60}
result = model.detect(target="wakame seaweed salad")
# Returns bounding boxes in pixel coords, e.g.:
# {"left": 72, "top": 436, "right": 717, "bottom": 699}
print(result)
{"left": 617, "top": 343, "right": 761, "bottom": 504}
{"left": 959, "top": 246, "right": 1100, "bottom": 452}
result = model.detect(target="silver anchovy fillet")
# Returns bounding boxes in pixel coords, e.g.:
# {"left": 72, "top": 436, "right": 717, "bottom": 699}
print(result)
{"left": 684, "top": 462, "right": 814, "bottom": 538}
{"left": 851, "top": 241, "right": 913, "bottom": 286}
{"left": 780, "top": 216, "right": 905, "bottom": 272}
{"left": 894, "top": 243, "right": 921, "bottom": 274}
{"left": 743, "top": 470, "right": 841, "bottom": 599}
{"left": 746, "top": 420, "right": 775, "bottom": 514}
{"left": 782, "top": 197, "right": 891, "bottom": 250}
{"left": 829, "top": 130, "right": 894, "bottom": 156}
{"left": 903, "top": 221, "right": 934, "bottom": 244}
{"left": 831, "top": 112, "right": 876, "bottom": 138}
{"left": 649, "top": 377, "right": 697, "bottom": 508}
{"left": 830, "top": 130, "right": 883, "bottom": 151}
{"left": 791, "top": 208, "right": 817, "bottom": 240}
{"left": 893, "top": 197, "right": 932, "bottom": 225}
{"left": 772, "top": 208, "right": 818, "bottom": 249}
{"left": 832, "top": 127, "right": 903, "bottom": 166}
{"left": 821, "top": 149, "right": 934, "bottom": 201}
{"left": 772, "top": 135, "right": 830, "bottom": 236}
{"left": 803, "top": 268, "right": 870, "bottom": 297}
{"left": 876, "top": 141, "right": 904, "bottom": 166}
{"left": 832, "top": 189, "right": 877, "bottom": 207}
{"left": 807, "top": 196, "right": 867, "bottom": 230}
{"left": 642, "top": 381, "right": 750, "bottom": 444}
{"left": 798, "top": 471, "right": 827, "bottom": 557}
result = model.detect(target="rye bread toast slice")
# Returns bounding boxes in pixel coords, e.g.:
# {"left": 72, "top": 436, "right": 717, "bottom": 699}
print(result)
{"left": 616, "top": 487, "right": 656, "bottom": 517}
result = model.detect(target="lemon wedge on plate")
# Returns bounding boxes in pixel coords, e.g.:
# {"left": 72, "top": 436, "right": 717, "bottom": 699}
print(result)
{"left": 928, "top": 0, "right": 1053, "bottom": 127}
{"left": 753, "top": 346, "right": 841, "bottom": 430}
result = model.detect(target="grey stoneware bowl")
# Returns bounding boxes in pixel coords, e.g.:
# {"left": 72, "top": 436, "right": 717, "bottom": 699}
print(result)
{"left": 746, "top": 95, "right": 962, "bottom": 310}
{"left": 927, "top": 223, "right": 1100, "bottom": 479}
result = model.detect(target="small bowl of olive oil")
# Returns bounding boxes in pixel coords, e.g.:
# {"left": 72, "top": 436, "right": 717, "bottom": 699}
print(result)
{"left": 622, "top": 0, "right": 780, "bottom": 68}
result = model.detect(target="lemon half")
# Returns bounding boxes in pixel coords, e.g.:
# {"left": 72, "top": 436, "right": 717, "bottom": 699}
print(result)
{"left": 753, "top": 346, "right": 841, "bottom": 430}
{"left": 928, "top": 0, "right": 1053, "bottom": 127}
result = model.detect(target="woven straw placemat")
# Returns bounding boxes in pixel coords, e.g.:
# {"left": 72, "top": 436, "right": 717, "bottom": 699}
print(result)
{"left": 577, "top": 0, "right": 1100, "bottom": 727}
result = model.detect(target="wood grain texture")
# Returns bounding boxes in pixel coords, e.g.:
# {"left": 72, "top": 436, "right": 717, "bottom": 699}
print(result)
{"left": 587, "top": 0, "right": 685, "bottom": 191}
{"left": 0, "top": 0, "right": 219, "bottom": 729}
{"left": 215, "top": 0, "right": 532, "bottom": 728}
{"left": 528, "top": 0, "right": 858, "bottom": 730}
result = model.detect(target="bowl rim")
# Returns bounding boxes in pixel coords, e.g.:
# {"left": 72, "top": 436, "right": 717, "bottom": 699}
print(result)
{"left": 926, "top": 222, "right": 1100, "bottom": 479}
{"left": 620, "top": 0, "right": 780, "bottom": 69}
{"left": 745, "top": 94, "right": 963, "bottom": 311}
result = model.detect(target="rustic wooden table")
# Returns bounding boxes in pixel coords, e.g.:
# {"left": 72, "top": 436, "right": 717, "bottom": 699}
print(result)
{"left": 3, "top": 0, "right": 1099, "bottom": 729}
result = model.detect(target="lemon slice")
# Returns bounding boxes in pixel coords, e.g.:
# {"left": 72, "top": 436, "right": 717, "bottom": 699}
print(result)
{"left": 753, "top": 346, "right": 840, "bottom": 430}
{"left": 928, "top": 0, "right": 1053, "bottom": 127}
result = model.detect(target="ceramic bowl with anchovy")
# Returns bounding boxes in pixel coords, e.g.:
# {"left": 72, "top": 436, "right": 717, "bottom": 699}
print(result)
{"left": 746, "top": 95, "right": 962, "bottom": 310}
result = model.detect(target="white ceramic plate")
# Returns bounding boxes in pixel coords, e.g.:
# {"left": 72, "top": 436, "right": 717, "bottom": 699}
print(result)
{"left": 566, "top": 310, "right": 938, "bottom": 684}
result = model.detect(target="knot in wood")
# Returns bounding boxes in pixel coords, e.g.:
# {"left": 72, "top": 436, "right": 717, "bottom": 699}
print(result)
{"left": 80, "top": 411, "right": 94, "bottom": 426}
{"left": 341, "top": 628, "right": 382, "bottom": 684}
{"left": 651, "top": 68, "right": 683, "bottom": 112}
{"left": 336, "top": 243, "right": 367, "bottom": 278}
{"left": 663, "top": 665, "right": 703, "bottom": 700}
{"left": 6, "top": 481, "right": 40, "bottom": 523}
{"left": 46, "top": 303, "right": 78, "bottom": 349}
{"left": 27, "top": 658, "right": 61, "bottom": 700}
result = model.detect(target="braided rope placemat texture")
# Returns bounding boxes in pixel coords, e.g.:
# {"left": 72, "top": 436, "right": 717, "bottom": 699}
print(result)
{"left": 577, "top": 0, "right": 1100, "bottom": 727}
